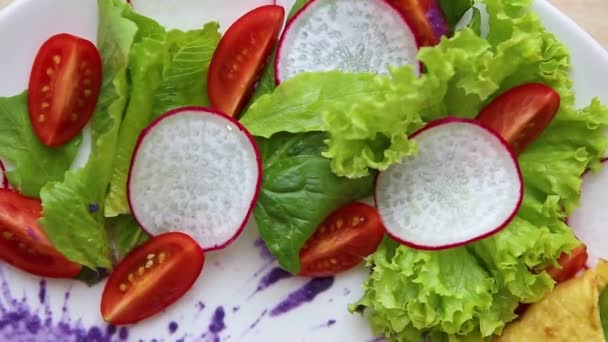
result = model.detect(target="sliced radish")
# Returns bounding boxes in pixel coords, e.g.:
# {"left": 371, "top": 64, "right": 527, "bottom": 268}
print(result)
{"left": 128, "top": 0, "right": 274, "bottom": 32}
{"left": 128, "top": 107, "right": 262, "bottom": 251}
{"left": 275, "top": 0, "right": 419, "bottom": 84}
{"left": 567, "top": 160, "right": 608, "bottom": 267}
{"left": 375, "top": 118, "right": 523, "bottom": 250}
{"left": 0, "top": 160, "right": 7, "bottom": 189}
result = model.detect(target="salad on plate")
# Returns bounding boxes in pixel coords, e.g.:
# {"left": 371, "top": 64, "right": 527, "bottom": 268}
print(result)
{"left": 0, "top": 0, "right": 607, "bottom": 340}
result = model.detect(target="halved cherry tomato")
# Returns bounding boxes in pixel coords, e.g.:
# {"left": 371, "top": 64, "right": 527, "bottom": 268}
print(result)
{"left": 207, "top": 5, "right": 285, "bottom": 117}
{"left": 546, "top": 244, "right": 588, "bottom": 283}
{"left": 28, "top": 33, "right": 102, "bottom": 147}
{"left": 299, "top": 202, "right": 385, "bottom": 277}
{"left": 101, "top": 232, "right": 204, "bottom": 324}
{"left": 477, "top": 83, "right": 560, "bottom": 155}
{"left": 390, "top": 0, "right": 450, "bottom": 47}
{"left": 0, "top": 189, "right": 81, "bottom": 278}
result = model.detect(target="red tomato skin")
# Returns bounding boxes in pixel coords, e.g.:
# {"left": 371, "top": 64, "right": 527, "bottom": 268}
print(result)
{"left": 101, "top": 232, "right": 204, "bottom": 325}
{"left": 28, "top": 33, "right": 102, "bottom": 147}
{"left": 207, "top": 5, "right": 285, "bottom": 117}
{"left": 477, "top": 83, "right": 560, "bottom": 155}
{"left": 299, "top": 202, "right": 385, "bottom": 277}
{"left": 389, "top": 0, "right": 451, "bottom": 47}
{"left": 0, "top": 189, "right": 81, "bottom": 278}
{"left": 546, "top": 244, "right": 588, "bottom": 283}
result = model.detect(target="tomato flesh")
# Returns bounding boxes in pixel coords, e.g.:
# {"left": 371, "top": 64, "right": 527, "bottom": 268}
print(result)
{"left": 207, "top": 5, "right": 285, "bottom": 117}
{"left": 0, "top": 189, "right": 81, "bottom": 278}
{"left": 101, "top": 232, "right": 204, "bottom": 324}
{"left": 299, "top": 202, "right": 385, "bottom": 277}
{"left": 477, "top": 83, "right": 560, "bottom": 155}
{"left": 546, "top": 244, "right": 588, "bottom": 283}
{"left": 28, "top": 33, "right": 102, "bottom": 147}
{"left": 390, "top": 0, "right": 450, "bottom": 47}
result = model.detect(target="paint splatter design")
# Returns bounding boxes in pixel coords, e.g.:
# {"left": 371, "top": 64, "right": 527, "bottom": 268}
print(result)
{"left": 0, "top": 267, "right": 128, "bottom": 341}
{"left": 270, "top": 277, "right": 335, "bottom": 317}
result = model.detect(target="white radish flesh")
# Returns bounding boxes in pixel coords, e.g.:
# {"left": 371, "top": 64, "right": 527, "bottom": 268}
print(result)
{"left": 129, "top": 0, "right": 274, "bottom": 32}
{"left": 128, "top": 107, "right": 261, "bottom": 251}
{"left": 567, "top": 160, "right": 608, "bottom": 267}
{"left": 275, "top": 0, "right": 419, "bottom": 84}
{"left": 375, "top": 118, "right": 523, "bottom": 250}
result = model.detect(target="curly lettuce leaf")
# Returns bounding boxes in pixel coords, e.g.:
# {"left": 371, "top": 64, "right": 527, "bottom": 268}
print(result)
{"left": 0, "top": 93, "right": 81, "bottom": 197}
{"left": 254, "top": 132, "right": 374, "bottom": 273}
{"left": 353, "top": 0, "right": 608, "bottom": 340}
{"left": 104, "top": 11, "right": 221, "bottom": 216}
{"left": 39, "top": 0, "right": 137, "bottom": 269}
{"left": 241, "top": 69, "right": 425, "bottom": 178}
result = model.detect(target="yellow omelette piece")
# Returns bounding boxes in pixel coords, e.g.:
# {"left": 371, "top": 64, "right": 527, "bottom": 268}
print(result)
{"left": 496, "top": 260, "right": 608, "bottom": 342}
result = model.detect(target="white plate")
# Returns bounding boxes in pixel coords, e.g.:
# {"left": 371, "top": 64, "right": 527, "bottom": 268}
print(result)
{"left": 0, "top": 1, "right": 606, "bottom": 341}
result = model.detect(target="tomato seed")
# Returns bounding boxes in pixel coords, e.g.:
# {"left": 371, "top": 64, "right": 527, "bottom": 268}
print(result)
{"left": 336, "top": 219, "right": 344, "bottom": 229}
{"left": 158, "top": 252, "right": 166, "bottom": 263}
{"left": 52, "top": 55, "right": 61, "bottom": 65}
{"left": 41, "top": 102, "right": 49, "bottom": 109}
{"left": 84, "top": 89, "right": 92, "bottom": 97}
{"left": 145, "top": 260, "right": 154, "bottom": 269}
{"left": 352, "top": 217, "right": 360, "bottom": 226}
{"left": 41, "top": 85, "right": 49, "bottom": 93}
{"left": 147, "top": 253, "right": 155, "bottom": 260}
{"left": 128, "top": 273, "right": 135, "bottom": 283}
{"left": 2, "top": 232, "right": 13, "bottom": 239}
{"left": 119, "top": 283, "right": 127, "bottom": 292}
{"left": 46, "top": 68, "right": 54, "bottom": 76}
{"left": 138, "top": 266, "right": 145, "bottom": 276}
{"left": 38, "top": 115, "right": 46, "bottom": 123}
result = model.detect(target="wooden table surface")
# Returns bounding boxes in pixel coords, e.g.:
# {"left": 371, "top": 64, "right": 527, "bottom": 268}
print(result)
{"left": 551, "top": 0, "right": 608, "bottom": 48}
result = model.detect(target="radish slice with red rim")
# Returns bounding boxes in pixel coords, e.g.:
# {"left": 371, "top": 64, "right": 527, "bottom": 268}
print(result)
{"left": 128, "top": 0, "right": 275, "bottom": 32}
{"left": 375, "top": 118, "right": 523, "bottom": 250}
{"left": 567, "top": 159, "right": 608, "bottom": 267}
{"left": 275, "top": 0, "right": 419, "bottom": 84}
{"left": 128, "top": 107, "right": 262, "bottom": 251}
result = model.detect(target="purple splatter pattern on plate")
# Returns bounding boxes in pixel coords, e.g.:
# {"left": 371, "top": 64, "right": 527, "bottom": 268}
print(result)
{"left": 0, "top": 266, "right": 128, "bottom": 341}
{"left": 270, "top": 277, "right": 335, "bottom": 317}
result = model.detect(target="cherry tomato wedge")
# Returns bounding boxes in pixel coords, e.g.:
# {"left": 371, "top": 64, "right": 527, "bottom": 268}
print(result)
{"left": 390, "top": 0, "right": 449, "bottom": 47}
{"left": 28, "top": 33, "right": 102, "bottom": 147}
{"left": 299, "top": 202, "right": 385, "bottom": 277}
{"left": 546, "top": 244, "right": 588, "bottom": 283}
{"left": 101, "top": 232, "right": 204, "bottom": 324}
{"left": 477, "top": 83, "right": 560, "bottom": 155}
{"left": 0, "top": 189, "right": 81, "bottom": 278}
{"left": 207, "top": 5, "right": 285, "bottom": 117}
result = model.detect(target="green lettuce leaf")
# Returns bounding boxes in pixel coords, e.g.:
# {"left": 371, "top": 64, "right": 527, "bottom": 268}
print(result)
{"left": 438, "top": 0, "right": 474, "bottom": 29}
{"left": 104, "top": 11, "right": 220, "bottom": 216}
{"left": 352, "top": 0, "right": 608, "bottom": 340}
{"left": 600, "top": 287, "right": 608, "bottom": 340}
{"left": 254, "top": 132, "right": 374, "bottom": 273}
{"left": 107, "top": 215, "right": 150, "bottom": 261}
{"left": 241, "top": 68, "right": 425, "bottom": 178}
{"left": 39, "top": 0, "right": 137, "bottom": 269}
{"left": 0, "top": 93, "right": 81, "bottom": 197}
